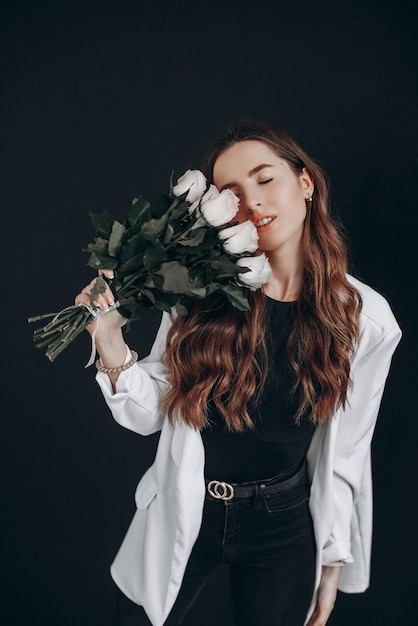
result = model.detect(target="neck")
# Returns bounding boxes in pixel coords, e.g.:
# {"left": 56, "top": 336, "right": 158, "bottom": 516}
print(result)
{"left": 263, "top": 247, "right": 304, "bottom": 302}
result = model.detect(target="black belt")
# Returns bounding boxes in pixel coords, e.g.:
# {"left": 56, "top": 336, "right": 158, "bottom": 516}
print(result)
{"left": 205, "top": 462, "right": 307, "bottom": 502}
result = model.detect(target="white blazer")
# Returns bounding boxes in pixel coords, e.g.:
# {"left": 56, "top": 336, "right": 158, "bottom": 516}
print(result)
{"left": 96, "top": 275, "right": 401, "bottom": 626}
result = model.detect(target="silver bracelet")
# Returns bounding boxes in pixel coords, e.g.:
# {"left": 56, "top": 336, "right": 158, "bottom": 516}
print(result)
{"left": 95, "top": 350, "right": 138, "bottom": 374}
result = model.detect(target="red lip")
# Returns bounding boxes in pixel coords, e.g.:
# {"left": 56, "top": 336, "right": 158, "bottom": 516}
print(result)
{"left": 252, "top": 215, "right": 277, "bottom": 232}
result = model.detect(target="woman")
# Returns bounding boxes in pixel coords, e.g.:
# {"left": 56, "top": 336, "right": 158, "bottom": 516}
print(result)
{"left": 75, "top": 120, "right": 401, "bottom": 626}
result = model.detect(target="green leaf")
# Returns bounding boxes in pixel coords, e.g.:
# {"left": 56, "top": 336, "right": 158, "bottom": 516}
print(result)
{"left": 177, "top": 227, "right": 207, "bottom": 247}
{"left": 177, "top": 237, "right": 218, "bottom": 257}
{"left": 219, "top": 284, "right": 251, "bottom": 311}
{"left": 206, "top": 283, "right": 220, "bottom": 296}
{"left": 108, "top": 220, "right": 126, "bottom": 257}
{"left": 89, "top": 276, "right": 108, "bottom": 302}
{"left": 143, "top": 275, "right": 170, "bottom": 293}
{"left": 141, "top": 288, "right": 181, "bottom": 313}
{"left": 190, "top": 215, "right": 207, "bottom": 230}
{"left": 175, "top": 303, "right": 188, "bottom": 316}
{"left": 169, "top": 200, "right": 190, "bottom": 220}
{"left": 137, "top": 287, "right": 155, "bottom": 305}
{"left": 84, "top": 237, "right": 109, "bottom": 255}
{"left": 156, "top": 261, "right": 193, "bottom": 293}
{"left": 89, "top": 211, "right": 115, "bottom": 239}
{"left": 86, "top": 250, "right": 119, "bottom": 270}
{"left": 117, "top": 253, "right": 146, "bottom": 274}
{"left": 118, "top": 295, "right": 142, "bottom": 318}
{"left": 169, "top": 170, "right": 175, "bottom": 194}
{"left": 140, "top": 214, "right": 168, "bottom": 242}
{"left": 184, "top": 286, "right": 207, "bottom": 298}
{"left": 163, "top": 223, "right": 175, "bottom": 245}
{"left": 209, "top": 255, "right": 242, "bottom": 275}
{"left": 118, "top": 232, "right": 150, "bottom": 264}
{"left": 127, "top": 197, "right": 151, "bottom": 227}
{"left": 143, "top": 240, "right": 167, "bottom": 271}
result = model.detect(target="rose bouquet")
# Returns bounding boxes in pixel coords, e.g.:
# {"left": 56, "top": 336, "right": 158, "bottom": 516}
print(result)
{"left": 28, "top": 169, "right": 271, "bottom": 362}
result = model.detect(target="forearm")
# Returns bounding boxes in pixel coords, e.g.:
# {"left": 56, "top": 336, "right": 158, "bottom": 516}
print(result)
{"left": 95, "top": 329, "right": 129, "bottom": 391}
{"left": 306, "top": 566, "right": 342, "bottom": 626}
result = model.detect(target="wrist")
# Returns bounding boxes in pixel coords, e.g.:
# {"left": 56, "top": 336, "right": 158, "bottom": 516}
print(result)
{"left": 96, "top": 349, "right": 138, "bottom": 374}
{"left": 96, "top": 336, "right": 129, "bottom": 370}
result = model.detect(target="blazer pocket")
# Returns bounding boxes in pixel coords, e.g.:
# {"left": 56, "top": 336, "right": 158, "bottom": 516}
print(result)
{"left": 135, "top": 470, "right": 159, "bottom": 509}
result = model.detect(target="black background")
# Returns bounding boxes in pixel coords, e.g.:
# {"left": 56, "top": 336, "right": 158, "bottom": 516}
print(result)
{"left": 1, "top": 1, "right": 416, "bottom": 624}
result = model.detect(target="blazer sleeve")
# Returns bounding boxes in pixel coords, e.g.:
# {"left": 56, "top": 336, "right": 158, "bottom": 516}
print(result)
{"left": 95, "top": 311, "right": 173, "bottom": 436}
{"left": 322, "top": 318, "right": 401, "bottom": 591}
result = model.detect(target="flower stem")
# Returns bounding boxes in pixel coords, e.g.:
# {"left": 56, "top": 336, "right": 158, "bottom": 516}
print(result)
{"left": 28, "top": 312, "right": 60, "bottom": 323}
{"left": 45, "top": 312, "right": 93, "bottom": 361}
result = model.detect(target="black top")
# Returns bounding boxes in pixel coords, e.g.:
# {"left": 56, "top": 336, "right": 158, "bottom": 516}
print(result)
{"left": 201, "top": 297, "right": 317, "bottom": 482}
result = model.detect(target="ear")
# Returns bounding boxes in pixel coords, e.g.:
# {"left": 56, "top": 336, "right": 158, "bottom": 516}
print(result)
{"left": 300, "top": 167, "right": 315, "bottom": 199}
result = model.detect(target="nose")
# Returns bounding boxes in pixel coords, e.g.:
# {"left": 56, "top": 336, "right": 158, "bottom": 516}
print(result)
{"left": 240, "top": 191, "right": 263, "bottom": 215}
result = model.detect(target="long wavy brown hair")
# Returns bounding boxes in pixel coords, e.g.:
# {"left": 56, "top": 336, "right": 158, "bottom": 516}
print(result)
{"left": 163, "top": 120, "right": 361, "bottom": 430}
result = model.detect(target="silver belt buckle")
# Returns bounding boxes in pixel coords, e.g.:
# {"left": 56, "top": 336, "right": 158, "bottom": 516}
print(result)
{"left": 207, "top": 480, "right": 235, "bottom": 501}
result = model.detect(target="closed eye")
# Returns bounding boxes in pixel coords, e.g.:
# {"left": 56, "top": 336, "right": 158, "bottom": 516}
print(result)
{"left": 259, "top": 178, "right": 273, "bottom": 185}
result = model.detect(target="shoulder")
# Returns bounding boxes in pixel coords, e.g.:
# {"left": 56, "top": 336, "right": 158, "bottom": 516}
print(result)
{"left": 346, "top": 274, "right": 401, "bottom": 364}
{"left": 347, "top": 274, "right": 400, "bottom": 334}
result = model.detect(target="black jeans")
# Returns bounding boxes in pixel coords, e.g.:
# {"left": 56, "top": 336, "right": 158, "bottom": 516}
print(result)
{"left": 113, "top": 466, "right": 316, "bottom": 626}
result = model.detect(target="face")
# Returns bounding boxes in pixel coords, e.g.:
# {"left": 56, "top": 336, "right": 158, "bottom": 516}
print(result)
{"left": 212, "top": 140, "right": 314, "bottom": 257}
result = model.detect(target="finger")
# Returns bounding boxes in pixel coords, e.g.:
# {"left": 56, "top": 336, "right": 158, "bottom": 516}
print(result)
{"left": 76, "top": 283, "right": 96, "bottom": 304}
{"left": 92, "top": 284, "right": 115, "bottom": 306}
{"left": 76, "top": 283, "right": 111, "bottom": 309}
{"left": 79, "top": 278, "right": 102, "bottom": 297}
{"left": 81, "top": 282, "right": 94, "bottom": 295}
{"left": 76, "top": 275, "right": 116, "bottom": 308}
{"left": 98, "top": 285, "right": 115, "bottom": 306}
{"left": 99, "top": 268, "right": 114, "bottom": 279}
{"left": 75, "top": 292, "right": 90, "bottom": 306}
{"left": 91, "top": 292, "right": 111, "bottom": 310}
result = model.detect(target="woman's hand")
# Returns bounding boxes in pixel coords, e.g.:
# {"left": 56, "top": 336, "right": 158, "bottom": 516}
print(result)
{"left": 306, "top": 565, "right": 342, "bottom": 626}
{"left": 75, "top": 270, "right": 129, "bottom": 388}
{"left": 75, "top": 269, "right": 127, "bottom": 337}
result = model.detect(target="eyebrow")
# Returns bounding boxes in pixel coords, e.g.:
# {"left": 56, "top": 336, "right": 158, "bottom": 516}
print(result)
{"left": 220, "top": 163, "right": 273, "bottom": 190}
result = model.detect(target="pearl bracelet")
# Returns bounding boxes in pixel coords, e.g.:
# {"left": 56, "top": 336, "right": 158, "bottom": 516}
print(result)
{"left": 95, "top": 350, "right": 138, "bottom": 374}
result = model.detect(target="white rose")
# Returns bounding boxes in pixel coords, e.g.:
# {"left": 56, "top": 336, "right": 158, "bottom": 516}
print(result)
{"left": 172, "top": 169, "right": 207, "bottom": 203}
{"left": 200, "top": 188, "right": 239, "bottom": 227}
{"left": 218, "top": 220, "right": 259, "bottom": 254}
{"left": 188, "top": 183, "right": 219, "bottom": 214}
{"left": 236, "top": 253, "right": 272, "bottom": 290}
